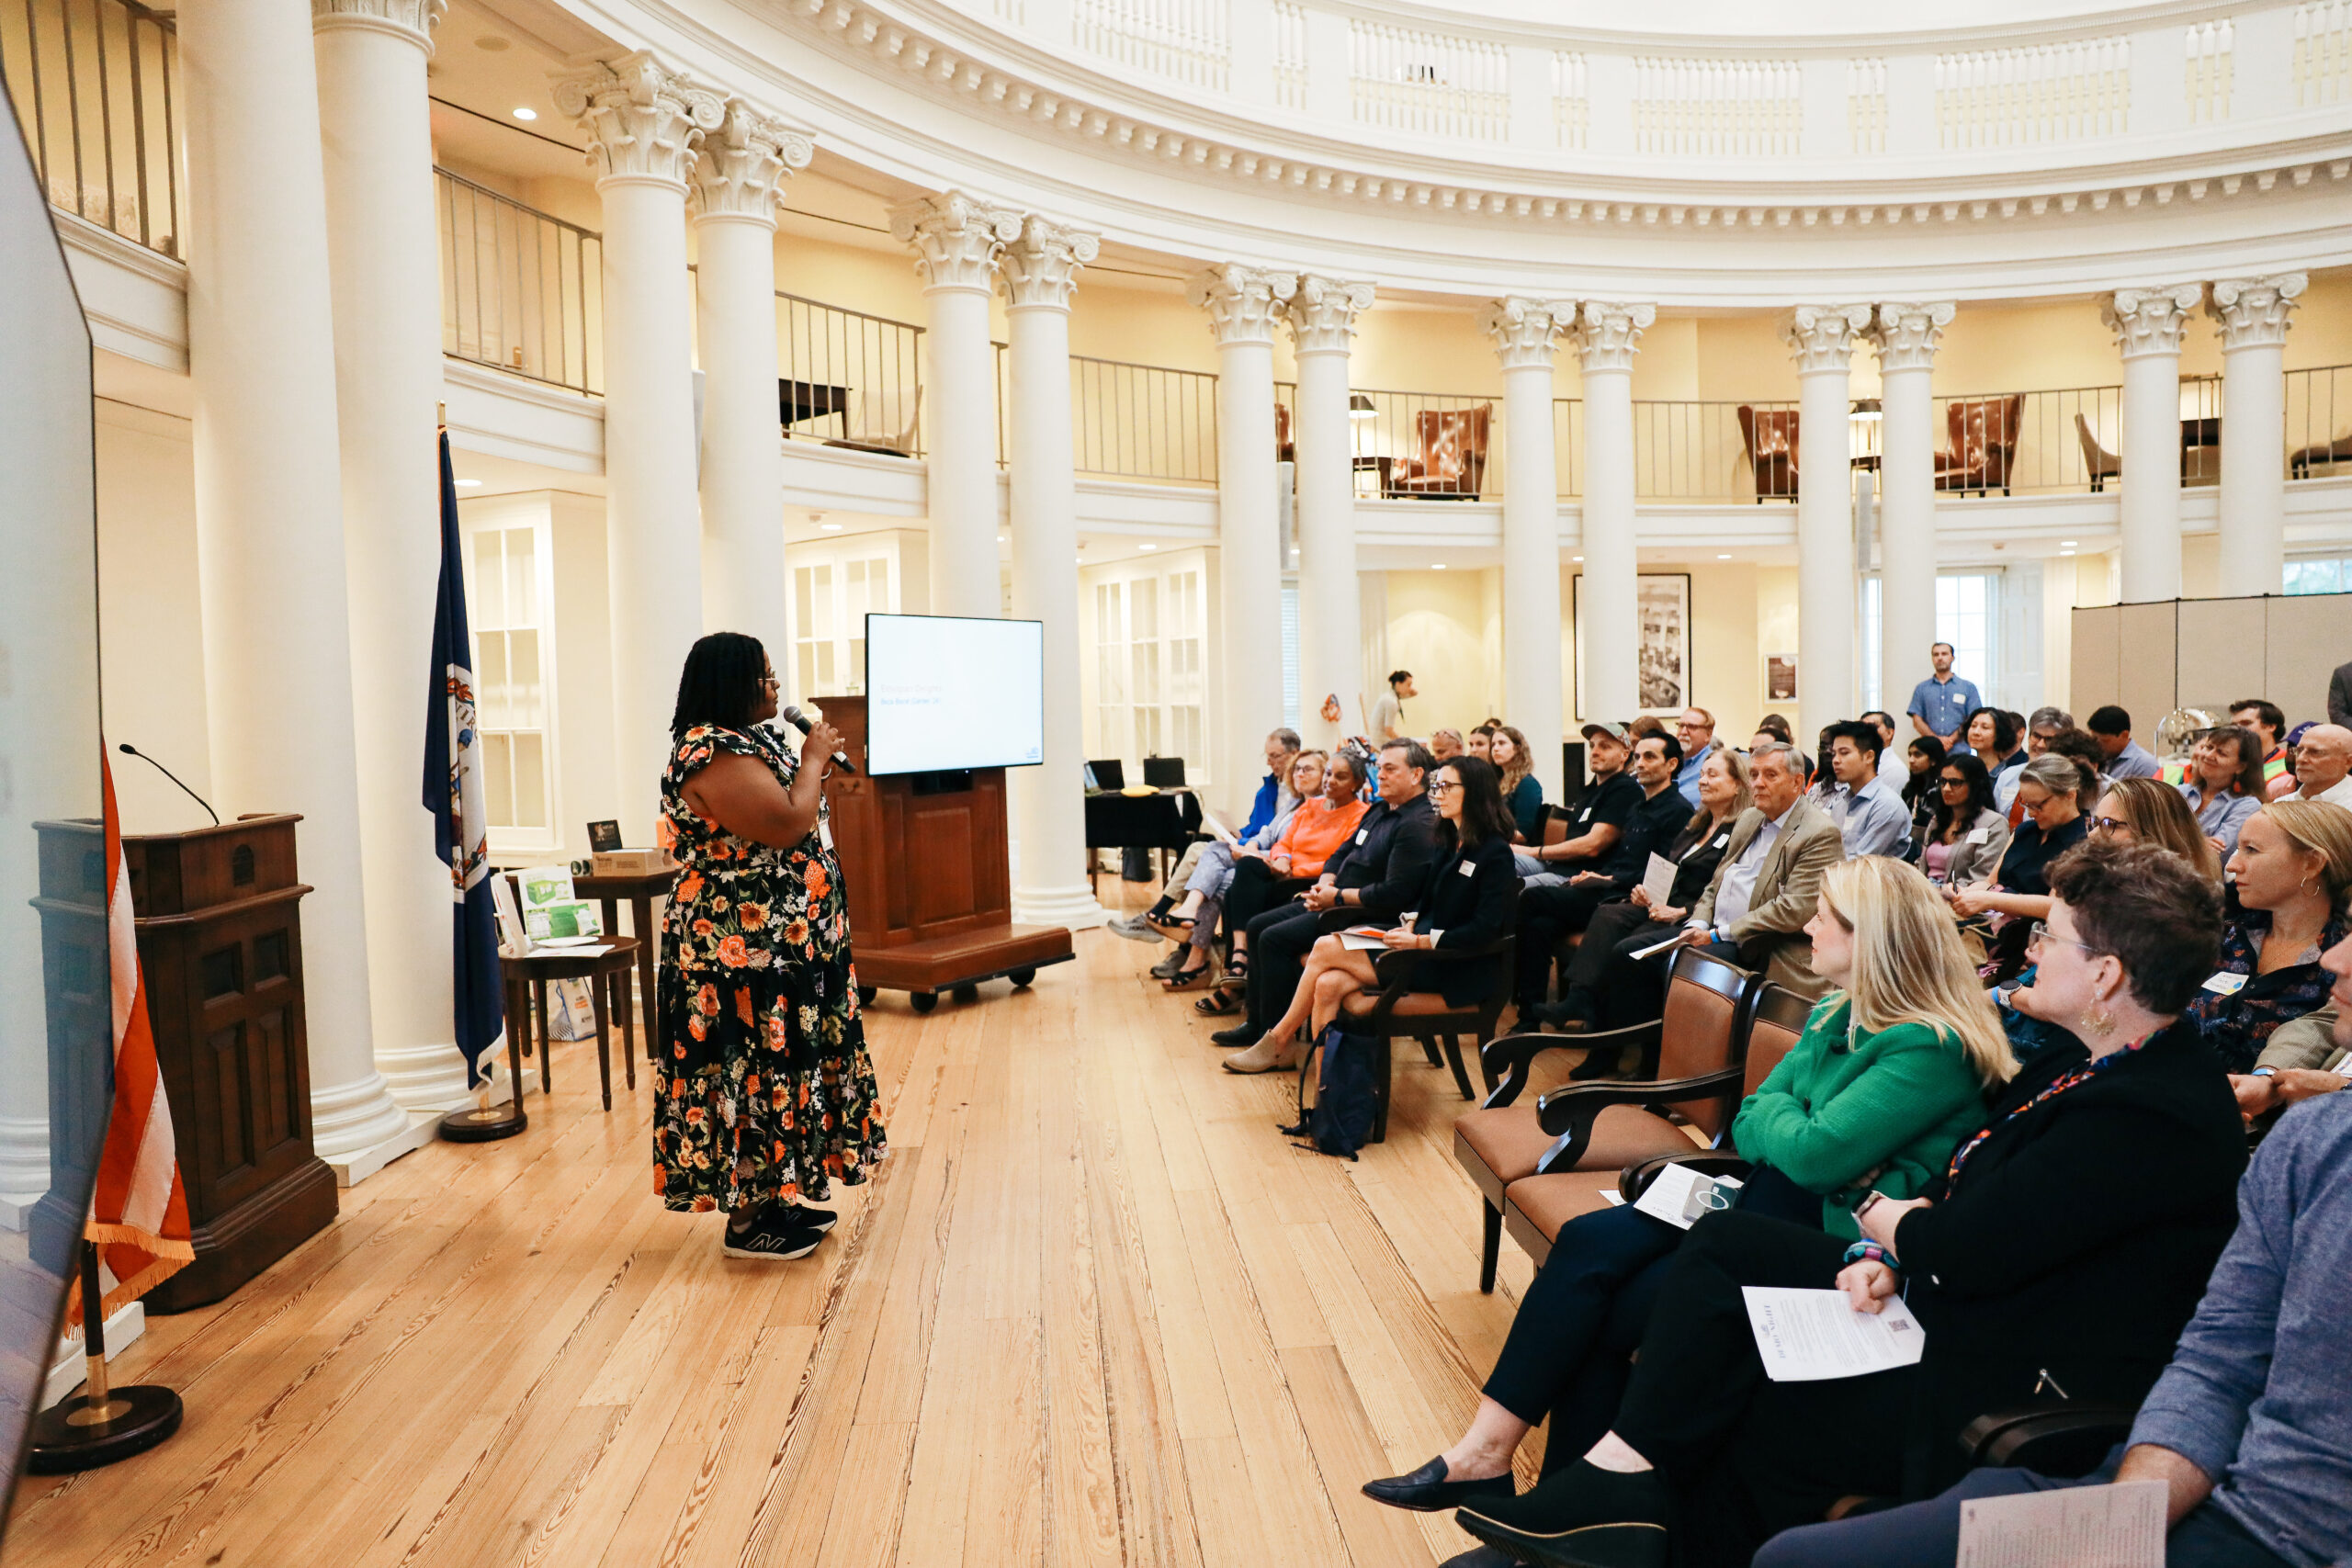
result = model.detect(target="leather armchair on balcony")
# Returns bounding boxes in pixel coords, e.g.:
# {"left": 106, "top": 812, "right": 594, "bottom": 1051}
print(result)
{"left": 1737, "top": 405, "right": 1799, "bottom": 502}
{"left": 2074, "top": 412, "right": 2121, "bottom": 491}
{"left": 1936, "top": 393, "right": 2025, "bottom": 495}
{"left": 1383, "top": 403, "right": 1492, "bottom": 499}
{"left": 1273, "top": 400, "right": 1296, "bottom": 464}
{"left": 2290, "top": 430, "right": 2352, "bottom": 478}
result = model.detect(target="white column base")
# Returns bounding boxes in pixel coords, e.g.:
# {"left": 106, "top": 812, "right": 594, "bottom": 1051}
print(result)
{"left": 310, "top": 1068, "right": 419, "bottom": 1186}
{"left": 0, "top": 1115, "right": 49, "bottom": 1231}
{"left": 1012, "top": 882, "right": 1110, "bottom": 931}
{"left": 44, "top": 1300, "right": 144, "bottom": 1413}
{"left": 322, "top": 1109, "right": 442, "bottom": 1188}
{"left": 375, "top": 1040, "right": 475, "bottom": 1113}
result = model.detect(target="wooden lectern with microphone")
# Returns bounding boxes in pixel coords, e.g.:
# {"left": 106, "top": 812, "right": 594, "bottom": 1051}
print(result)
{"left": 813, "top": 696, "right": 1073, "bottom": 1013}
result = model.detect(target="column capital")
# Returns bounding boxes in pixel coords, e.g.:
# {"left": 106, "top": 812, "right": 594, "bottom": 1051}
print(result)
{"left": 689, "top": 98, "right": 811, "bottom": 226}
{"left": 999, "top": 215, "right": 1100, "bottom": 310}
{"left": 2208, "top": 274, "right": 2307, "bottom": 350}
{"left": 1285, "top": 275, "right": 1375, "bottom": 355}
{"left": 2101, "top": 284, "right": 2206, "bottom": 359}
{"left": 551, "top": 51, "right": 724, "bottom": 191}
{"left": 1188, "top": 264, "right": 1297, "bottom": 347}
{"left": 888, "top": 189, "right": 1023, "bottom": 292}
{"left": 311, "top": 0, "right": 444, "bottom": 50}
{"left": 1866, "top": 301, "right": 1955, "bottom": 372}
{"left": 1481, "top": 298, "right": 1575, "bottom": 371}
{"left": 1781, "top": 303, "right": 1874, "bottom": 374}
{"left": 1568, "top": 300, "right": 1655, "bottom": 374}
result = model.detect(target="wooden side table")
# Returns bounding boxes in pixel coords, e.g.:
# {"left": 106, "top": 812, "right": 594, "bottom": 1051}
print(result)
{"left": 500, "top": 936, "right": 641, "bottom": 1112}
{"left": 572, "top": 867, "right": 679, "bottom": 1061}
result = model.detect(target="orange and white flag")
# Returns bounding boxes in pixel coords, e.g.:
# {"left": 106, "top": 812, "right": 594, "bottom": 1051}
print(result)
{"left": 69, "top": 751, "right": 194, "bottom": 1326}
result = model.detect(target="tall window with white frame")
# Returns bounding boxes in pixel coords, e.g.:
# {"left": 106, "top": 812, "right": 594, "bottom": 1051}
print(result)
{"left": 1090, "top": 558, "right": 1212, "bottom": 780}
{"left": 790, "top": 550, "right": 892, "bottom": 704}
{"left": 469, "top": 524, "right": 555, "bottom": 852}
{"left": 1166, "top": 566, "right": 1204, "bottom": 769}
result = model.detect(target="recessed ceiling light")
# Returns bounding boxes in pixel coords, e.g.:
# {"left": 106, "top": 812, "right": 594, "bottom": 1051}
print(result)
{"left": 512, "top": 107, "right": 537, "bottom": 121}
{"left": 1430, "top": 563, "right": 1447, "bottom": 570}
{"left": 820, "top": 522, "right": 842, "bottom": 532}
{"left": 997, "top": 534, "right": 1006, "bottom": 542}
{"left": 2060, "top": 548, "right": 2076, "bottom": 557}
{"left": 454, "top": 478, "right": 482, "bottom": 487}
{"left": 1138, "top": 543, "right": 1157, "bottom": 551}
{"left": 1572, "top": 555, "right": 1584, "bottom": 562}
{"left": 2060, "top": 539, "right": 2078, "bottom": 547}
{"left": 1716, "top": 553, "right": 1732, "bottom": 559}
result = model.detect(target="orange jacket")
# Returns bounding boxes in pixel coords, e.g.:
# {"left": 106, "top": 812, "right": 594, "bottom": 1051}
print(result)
{"left": 1271, "top": 796, "right": 1371, "bottom": 877}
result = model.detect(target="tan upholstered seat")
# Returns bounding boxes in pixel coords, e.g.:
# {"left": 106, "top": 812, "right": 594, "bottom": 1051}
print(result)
{"left": 1499, "top": 1171, "right": 1623, "bottom": 1266}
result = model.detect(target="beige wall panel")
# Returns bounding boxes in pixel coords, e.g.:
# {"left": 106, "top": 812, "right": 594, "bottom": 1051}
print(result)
{"left": 2069, "top": 604, "right": 2121, "bottom": 717}
{"left": 1383, "top": 569, "right": 1497, "bottom": 738}
{"left": 2115, "top": 601, "right": 2180, "bottom": 729}
{"left": 2176, "top": 598, "right": 2267, "bottom": 714}
{"left": 2266, "top": 592, "right": 2352, "bottom": 721}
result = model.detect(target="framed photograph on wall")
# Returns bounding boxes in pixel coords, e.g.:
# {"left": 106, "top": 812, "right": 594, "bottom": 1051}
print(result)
{"left": 1573, "top": 572, "right": 1692, "bottom": 719}
{"left": 1767, "top": 654, "right": 1798, "bottom": 702}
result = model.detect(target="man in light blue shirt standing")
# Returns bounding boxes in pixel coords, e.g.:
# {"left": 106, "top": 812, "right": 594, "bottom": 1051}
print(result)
{"left": 1906, "top": 642, "right": 1983, "bottom": 753}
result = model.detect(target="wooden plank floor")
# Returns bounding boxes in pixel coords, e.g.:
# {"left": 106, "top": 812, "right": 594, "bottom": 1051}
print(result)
{"left": 7, "top": 889, "right": 1575, "bottom": 1568}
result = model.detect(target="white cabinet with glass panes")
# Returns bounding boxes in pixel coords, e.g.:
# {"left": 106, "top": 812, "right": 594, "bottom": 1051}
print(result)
{"left": 1082, "top": 552, "right": 1208, "bottom": 784}
{"left": 467, "top": 521, "right": 558, "bottom": 853}
{"left": 786, "top": 538, "right": 900, "bottom": 706}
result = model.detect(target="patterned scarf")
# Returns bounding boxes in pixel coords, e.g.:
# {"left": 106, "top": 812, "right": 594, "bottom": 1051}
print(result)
{"left": 1945, "top": 1030, "right": 2156, "bottom": 1187}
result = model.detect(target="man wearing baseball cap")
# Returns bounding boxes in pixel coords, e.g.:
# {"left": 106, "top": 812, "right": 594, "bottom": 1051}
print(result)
{"left": 1513, "top": 721, "right": 1644, "bottom": 890}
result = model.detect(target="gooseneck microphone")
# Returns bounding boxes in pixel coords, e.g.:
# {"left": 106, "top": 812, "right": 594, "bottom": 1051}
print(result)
{"left": 117, "top": 742, "right": 221, "bottom": 826}
{"left": 779, "top": 705, "right": 858, "bottom": 775}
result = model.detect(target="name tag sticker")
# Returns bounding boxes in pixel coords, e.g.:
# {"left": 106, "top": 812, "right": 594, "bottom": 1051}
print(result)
{"left": 1713, "top": 832, "right": 1731, "bottom": 849}
{"left": 1966, "top": 828, "right": 1990, "bottom": 845}
{"left": 2200, "top": 971, "right": 2248, "bottom": 996}
{"left": 1354, "top": 829, "right": 1368, "bottom": 844}
{"left": 1458, "top": 859, "right": 1478, "bottom": 877}
{"left": 820, "top": 819, "right": 834, "bottom": 852}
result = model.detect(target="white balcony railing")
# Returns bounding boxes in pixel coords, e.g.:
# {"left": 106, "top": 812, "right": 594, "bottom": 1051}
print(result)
{"left": 1, "top": 0, "right": 180, "bottom": 257}
{"left": 436, "top": 167, "right": 604, "bottom": 395}
{"left": 1076, "top": 0, "right": 1230, "bottom": 93}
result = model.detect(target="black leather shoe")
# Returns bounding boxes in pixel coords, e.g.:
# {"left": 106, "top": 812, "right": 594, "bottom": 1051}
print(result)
{"left": 1210, "top": 1023, "right": 1256, "bottom": 1046}
{"left": 1566, "top": 1047, "right": 1623, "bottom": 1080}
{"left": 1454, "top": 1461, "right": 1669, "bottom": 1568}
{"left": 783, "top": 1202, "right": 837, "bottom": 1233}
{"left": 1439, "top": 1551, "right": 1517, "bottom": 1568}
{"left": 1363, "top": 1456, "right": 1516, "bottom": 1513}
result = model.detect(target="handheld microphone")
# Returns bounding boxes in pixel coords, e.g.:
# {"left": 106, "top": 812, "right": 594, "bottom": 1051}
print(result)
{"left": 118, "top": 742, "right": 221, "bottom": 826}
{"left": 779, "top": 705, "right": 858, "bottom": 775}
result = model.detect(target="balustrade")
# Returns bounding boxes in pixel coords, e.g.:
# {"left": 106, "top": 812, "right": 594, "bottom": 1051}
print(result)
{"left": 436, "top": 168, "right": 603, "bottom": 395}
{"left": 0, "top": 0, "right": 178, "bottom": 256}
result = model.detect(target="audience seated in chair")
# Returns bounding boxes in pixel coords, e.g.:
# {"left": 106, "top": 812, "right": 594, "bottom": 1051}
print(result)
{"left": 2181, "top": 800, "right": 2351, "bottom": 1076}
{"left": 1187, "top": 750, "right": 1366, "bottom": 999}
{"left": 1153, "top": 749, "right": 1335, "bottom": 990}
{"left": 1517, "top": 722, "right": 1640, "bottom": 886}
{"left": 2179, "top": 725, "right": 2269, "bottom": 857}
{"left": 2282, "top": 722, "right": 2352, "bottom": 807}
{"left": 1490, "top": 726, "right": 1544, "bottom": 842}
{"left": 2227, "top": 700, "right": 2297, "bottom": 802}
{"left": 1818, "top": 721, "right": 1915, "bottom": 859}
{"left": 1916, "top": 752, "right": 2009, "bottom": 892}
{"left": 1366, "top": 859, "right": 2012, "bottom": 1568}
{"left": 1212, "top": 739, "right": 1442, "bottom": 1070}
{"left": 1758, "top": 929, "right": 2352, "bottom": 1568}
{"left": 1106, "top": 726, "right": 1300, "bottom": 945}
{"left": 1951, "top": 754, "right": 2089, "bottom": 980}
{"left": 1448, "top": 840, "right": 2248, "bottom": 1568}
{"left": 1385, "top": 403, "right": 1493, "bottom": 499}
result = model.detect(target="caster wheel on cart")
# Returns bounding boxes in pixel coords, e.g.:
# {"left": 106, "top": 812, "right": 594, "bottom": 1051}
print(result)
{"left": 951, "top": 983, "right": 979, "bottom": 1002}
{"left": 910, "top": 991, "right": 938, "bottom": 1014}
{"left": 1008, "top": 967, "right": 1037, "bottom": 988}
{"left": 857, "top": 986, "right": 876, "bottom": 1006}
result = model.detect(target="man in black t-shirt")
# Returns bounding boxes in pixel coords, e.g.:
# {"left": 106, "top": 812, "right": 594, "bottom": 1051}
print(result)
{"left": 1514, "top": 721, "right": 1642, "bottom": 888}
{"left": 1514, "top": 731, "right": 1690, "bottom": 1012}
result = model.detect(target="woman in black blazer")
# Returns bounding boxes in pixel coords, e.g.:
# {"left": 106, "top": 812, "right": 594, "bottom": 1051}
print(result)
{"left": 1453, "top": 838, "right": 2250, "bottom": 1568}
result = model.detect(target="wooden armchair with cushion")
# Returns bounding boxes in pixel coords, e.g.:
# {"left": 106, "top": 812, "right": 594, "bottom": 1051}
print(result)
{"left": 1737, "top": 406, "right": 1799, "bottom": 502}
{"left": 1452, "top": 949, "right": 1760, "bottom": 1292}
{"left": 1935, "top": 394, "right": 2026, "bottom": 495}
{"left": 1608, "top": 983, "right": 1818, "bottom": 1210}
{"left": 1340, "top": 882, "right": 1521, "bottom": 1145}
{"left": 1273, "top": 400, "right": 1297, "bottom": 465}
{"left": 1384, "top": 403, "right": 1493, "bottom": 499}
{"left": 2290, "top": 431, "right": 2352, "bottom": 478}
{"left": 2074, "top": 412, "right": 2121, "bottom": 491}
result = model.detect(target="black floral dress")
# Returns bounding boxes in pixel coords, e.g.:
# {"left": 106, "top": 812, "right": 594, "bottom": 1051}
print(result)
{"left": 653, "top": 724, "right": 886, "bottom": 1213}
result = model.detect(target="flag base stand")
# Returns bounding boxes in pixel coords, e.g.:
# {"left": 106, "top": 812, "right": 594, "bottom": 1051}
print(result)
{"left": 28, "top": 1244, "right": 183, "bottom": 1473}
{"left": 439, "top": 1100, "right": 526, "bottom": 1142}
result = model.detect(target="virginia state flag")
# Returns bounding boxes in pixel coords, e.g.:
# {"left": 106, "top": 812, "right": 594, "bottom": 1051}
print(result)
{"left": 424, "top": 433, "right": 504, "bottom": 1089}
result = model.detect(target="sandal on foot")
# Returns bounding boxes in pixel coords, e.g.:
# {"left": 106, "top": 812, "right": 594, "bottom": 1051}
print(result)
{"left": 1161, "top": 963, "right": 1218, "bottom": 991}
{"left": 1193, "top": 985, "right": 1244, "bottom": 1017}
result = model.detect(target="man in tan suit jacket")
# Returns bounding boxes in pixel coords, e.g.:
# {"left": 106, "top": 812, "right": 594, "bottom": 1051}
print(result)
{"left": 1682, "top": 743, "right": 1847, "bottom": 998}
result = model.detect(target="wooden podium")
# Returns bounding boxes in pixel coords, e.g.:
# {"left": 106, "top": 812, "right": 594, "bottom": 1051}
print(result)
{"left": 815, "top": 697, "right": 1073, "bottom": 1012}
{"left": 35, "top": 815, "right": 338, "bottom": 1313}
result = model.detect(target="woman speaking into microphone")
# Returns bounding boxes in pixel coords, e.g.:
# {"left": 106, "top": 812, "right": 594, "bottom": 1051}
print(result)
{"left": 653, "top": 633, "right": 888, "bottom": 1259}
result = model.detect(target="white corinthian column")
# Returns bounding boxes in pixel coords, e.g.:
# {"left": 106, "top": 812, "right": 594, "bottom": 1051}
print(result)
{"left": 2101, "top": 284, "right": 2205, "bottom": 604}
{"left": 889, "top": 191, "right": 1022, "bottom": 620}
{"left": 694, "top": 99, "right": 811, "bottom": 656}
{"left": 312, "top": 0, "right": 471, "bottom": 1115}
{"left": 1867, "top": 302, "right": 1954, "bottom": 716}
{"left": 181, "top": 0, "right": 412, "bottom": 1169}
{"left": 1285, "top": 276, "right": 1375, "bottom": 749}
{"left": 2210, "top": 275, "right": 2305, "bottom": 599}
{"left": 1783, "top": 303, "right": 1874, "bottom": 743}
{"left": 553, "top": 52, "right": 722, "bottom": 842}
{"left": 1570, "top": 300, "right": 1653, "bottom": 727}
{"left": 1189, "top": 264, "right": 1295, "bottom": 818}
{"left": 1482, "top": 297, "right": 1571, "bottom": 797}
{"left": 1001, "top": 216, "right": 1106, "bottom": 929}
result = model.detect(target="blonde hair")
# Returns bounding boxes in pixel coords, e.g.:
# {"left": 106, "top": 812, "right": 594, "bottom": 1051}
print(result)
{"left": 1816, "top": 857, "right": 2016, "bottom": 1086}
{"left": 2257, "top": 799, "right": 2352, "bottom": 917}
{"left": 2098, "top": 777, "right": 2222, "bottom": 884}
{"left": 1495, "top": 725, "right": 1534, "bottom": 796}
{"left": 1687, "top": 745, "right": 1755, "bottom": 836}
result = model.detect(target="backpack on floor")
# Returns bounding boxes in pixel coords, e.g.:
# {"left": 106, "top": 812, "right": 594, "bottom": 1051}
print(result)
{"left": 1285, "top": 1022, "right": 1377, "bottom": 1160}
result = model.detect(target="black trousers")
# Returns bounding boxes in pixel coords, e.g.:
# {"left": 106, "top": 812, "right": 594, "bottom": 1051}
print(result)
{"left": 1612, "top": 1210, "right": 1914, "bottom": 1568}
{"left": 1513, "top": 882, "right": 1620, "bottom": 1008}
{"left": 1244, "top": 905, "right": 1325, "bottom": 1036}
{"left": 1583, "top": 925, "right": 1738, "bottom": 1032}
{"left": 1225, "top": 857, "right": 1306, "bottom": 936}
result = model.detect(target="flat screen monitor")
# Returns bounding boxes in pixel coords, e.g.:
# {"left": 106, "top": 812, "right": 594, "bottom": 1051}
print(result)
{"left": 865, "top": 613, "right": 1045, "bottom": 775}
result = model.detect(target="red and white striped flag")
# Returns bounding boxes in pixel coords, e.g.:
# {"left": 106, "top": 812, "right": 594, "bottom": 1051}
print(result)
{"left": 69, "top": 751, "right": 193, "bottom": 1326}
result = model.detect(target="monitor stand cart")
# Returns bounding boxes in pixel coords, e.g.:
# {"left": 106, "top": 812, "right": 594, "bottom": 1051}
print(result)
{"left": 812, "top": 696, "right": 1074, "bottom": 1013}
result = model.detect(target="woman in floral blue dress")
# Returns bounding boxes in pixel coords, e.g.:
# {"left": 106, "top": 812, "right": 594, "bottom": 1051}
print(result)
{"left": 654, "top": 633, "right": 886, "bottom": 1259}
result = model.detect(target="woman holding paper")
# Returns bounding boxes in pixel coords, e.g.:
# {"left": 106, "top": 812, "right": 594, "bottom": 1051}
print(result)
{"left": 1190, "top": 752, "right": 1366, "bottom": 1003}
{"left": 1365, "top": 859, "right": 2004, "bottom": 1541}
{"left": 1452, "top": 839, "right": 2247, "bottom": 1568}
{"left": 650, "top": 634, "right": 888, "bottom": 1262}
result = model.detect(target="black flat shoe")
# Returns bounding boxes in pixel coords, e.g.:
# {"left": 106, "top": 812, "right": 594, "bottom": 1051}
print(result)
{"left": 1566, "top": 1046, "right": 1624, "bottom": 1080}
{"left": 1453, "top": 1461, "right": 1669, "bottom": 1568}
{"left": 1363, "top": 1455, "right": 1516, "bottom": 1513}
{"left": 1210, "top": 1022, "right": 1256, "bottom": 1046}
{"left": 782, "top": 1202, "right": 837, "bottom": 1233}
{"left": 1439, "top": 1551, "right": 1517, "bottom": 1568}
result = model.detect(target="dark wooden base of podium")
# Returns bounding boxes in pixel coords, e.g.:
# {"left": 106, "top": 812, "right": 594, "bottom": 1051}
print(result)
{"left": 852, "top": 923, "right": 1074, "bottom": 1012}
{"left": 143, "top": 1156, "right": 338, "bottom": 1314}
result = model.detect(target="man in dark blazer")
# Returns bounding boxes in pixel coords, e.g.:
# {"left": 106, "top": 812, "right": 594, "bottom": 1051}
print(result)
{"left": 1214, "top": 739, "right": 1442, "bottom": 1048}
